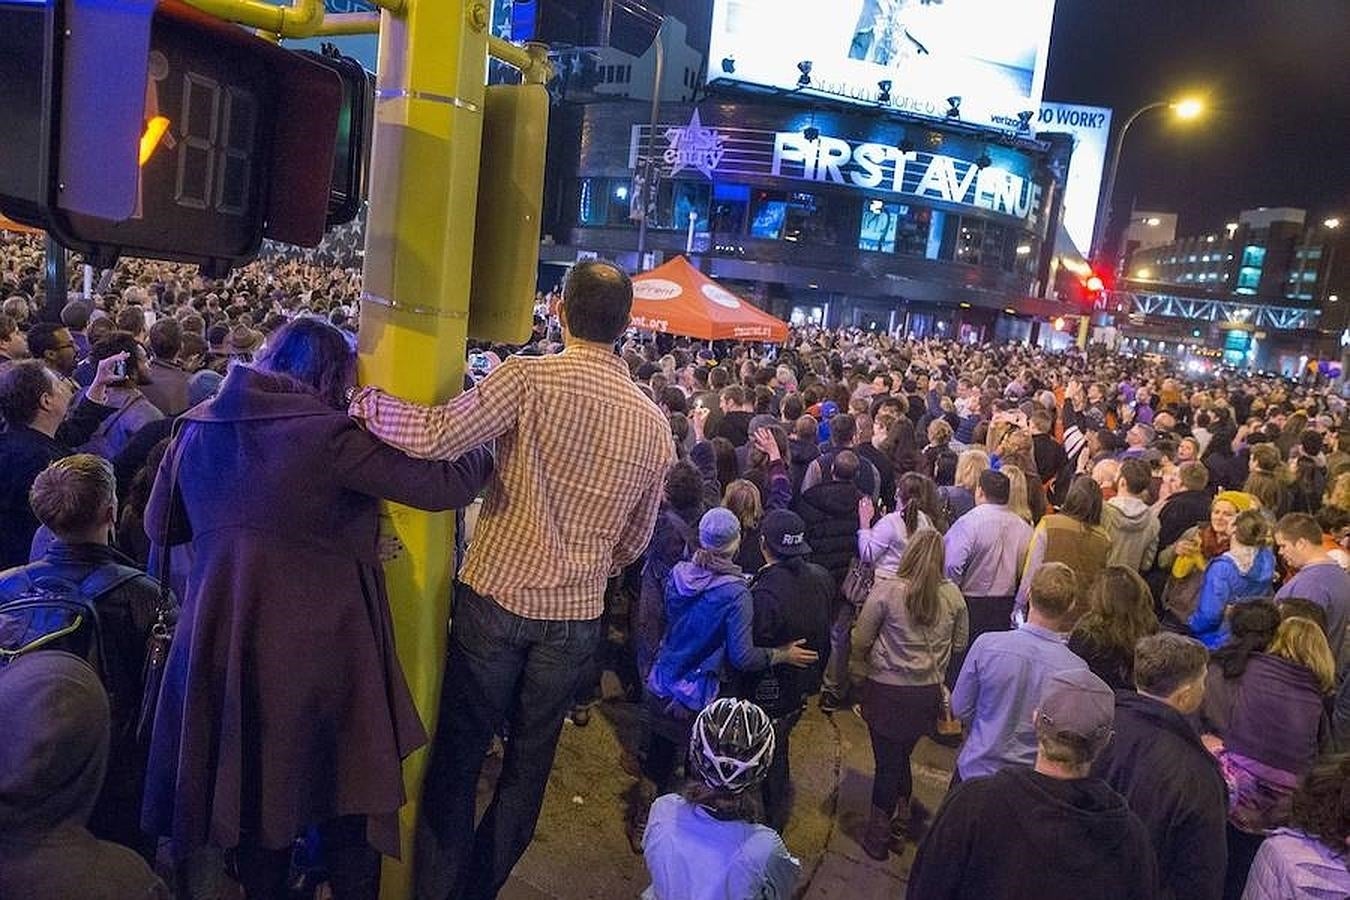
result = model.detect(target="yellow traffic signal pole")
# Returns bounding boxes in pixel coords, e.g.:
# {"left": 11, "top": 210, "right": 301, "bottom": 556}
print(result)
{"left": 356, "top": 2, "right": 488, "bottom": 893}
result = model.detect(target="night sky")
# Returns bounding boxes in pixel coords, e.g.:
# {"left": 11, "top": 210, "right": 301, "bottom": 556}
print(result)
{"left": 1044, "top": 0, "right": 1350, "bottom": 235}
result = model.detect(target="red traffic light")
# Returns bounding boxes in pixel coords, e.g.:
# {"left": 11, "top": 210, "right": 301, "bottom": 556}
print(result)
{"left": 1085, "top": 274, "right": 1105, "bottom": 293}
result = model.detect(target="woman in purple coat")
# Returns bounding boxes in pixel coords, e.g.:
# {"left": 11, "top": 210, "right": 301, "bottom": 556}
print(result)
{"left": 141, "top": 319, "right": 491, "bottom": 899}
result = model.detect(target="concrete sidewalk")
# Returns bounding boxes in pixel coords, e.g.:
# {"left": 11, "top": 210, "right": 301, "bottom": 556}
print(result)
{"left": 495, "top": 693, "right": 956, "bottom": 899}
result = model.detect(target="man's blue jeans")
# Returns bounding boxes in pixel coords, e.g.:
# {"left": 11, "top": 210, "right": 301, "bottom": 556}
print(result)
{"left": 413, "top": 584, "right": 601, "bottom": 900}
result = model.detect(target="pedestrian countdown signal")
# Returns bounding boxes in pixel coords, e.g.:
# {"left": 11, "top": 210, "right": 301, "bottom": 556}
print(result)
{"left": 0, "top": 0, "right": 346, "bottom": 273}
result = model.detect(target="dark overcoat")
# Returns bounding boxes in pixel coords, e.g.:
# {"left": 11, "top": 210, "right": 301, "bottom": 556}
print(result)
{"left": 140, "top": 366, "right": 491, "bottom": 857}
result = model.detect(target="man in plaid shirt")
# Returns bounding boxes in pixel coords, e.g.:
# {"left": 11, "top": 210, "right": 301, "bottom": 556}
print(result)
{"left": 350, "top": 260, "right": 673, "bottom": 899}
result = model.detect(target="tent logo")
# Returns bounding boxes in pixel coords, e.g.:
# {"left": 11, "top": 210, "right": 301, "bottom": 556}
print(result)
{"left": 634, "top": 278, "right": 683, "bottom": 301}
{"left": 701, "top": 283, "right": 742, "bottom": 309}
{"left": 664, "top": 110, "right": 727, "bottom": 178}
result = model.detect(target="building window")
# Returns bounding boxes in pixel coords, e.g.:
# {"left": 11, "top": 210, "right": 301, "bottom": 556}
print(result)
{"left": 749, "top": 190, "right": 788, "bottom": 240}
{"left": 858, "top": 199, "right": 931, "bottom": 256}
{"left": 710, "top": 182, "right": 750, "bottom": 234}
{"left": 782, "top": 192, "right": 819, "bottom": 243}
{"left": 1240, "top": 245, "right": 1266, "bottom": 268}
{"left": 576, "top": 177, "right": 635, "bottom": 226}
{"left": 655, "top": 180, "right": 711, "bottom": 232}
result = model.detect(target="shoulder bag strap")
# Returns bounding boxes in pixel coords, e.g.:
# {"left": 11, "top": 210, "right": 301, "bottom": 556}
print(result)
{"left": 155, "top": 422, "right": 191, "bottom": 614}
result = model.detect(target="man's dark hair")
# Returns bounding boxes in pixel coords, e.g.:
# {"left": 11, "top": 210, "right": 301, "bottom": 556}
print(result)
{"left": 1133, "top": 632, "right": 1208, "bottom": 697}
{"left": 0, "top": 313, "right": 16, "bottom": 342}
{"left": 720, "top": 384, "right": 746, "bottom": 408}
{"left": 1179, "top": 461, "right": 1209, "bottom": 492}
{"left": 90, "top": 330, "right": 141, "bottom": 364}
{"left": 782, "top": 394, "right": 804, "bottom": 422}
{"left": 753, "top": 385, "right": 773, "bottom": 415}
{"left": 664, "top": 459, "right": 704, "bottom": 511}
{"left": 979, "top": 469, "right": 1011, "bottom": 505}
{"left": 86, "top": 316, "right": 114, "bottom": 344}
{"left": 148, "top": 317, "right": 183, "bottom": 360}
{"left": 115, "top": 305, "right": 146, "bottom": 335}
{"left": 25, "top": 321, "right": 69, "bottom": 361}
{"left": 832, "top": 449, "right": 860, "bottom": 482}
{"left": 1300, "top": 430, "right": 1324, "bottom": 457}
{"left": 561, "top": 260, "right": 632, "bottom": 343}
{"left": 660, "top": 385, "right": 688, "bottom": 414}
{"left": 830, "top": 413, "right": 856, "bottom": 447}
{"left": 60, "top": 300, "right": 91, "bottom": 331}
{"left": 1119, "top": 458, "right": 1152, "bottom": 496}
{"left": 709, "top": 366, "right": 730, "bottom": 390}
{"left": 1275, "top": 512, "right": 1323, "bottom": 547}
{"left": 0, "top": 360, "right": 54, "bottom": 428}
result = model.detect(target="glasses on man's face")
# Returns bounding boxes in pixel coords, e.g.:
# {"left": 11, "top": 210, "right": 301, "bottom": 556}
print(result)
{"left": 51, "top": 343, "right": 76, "bottom": 352}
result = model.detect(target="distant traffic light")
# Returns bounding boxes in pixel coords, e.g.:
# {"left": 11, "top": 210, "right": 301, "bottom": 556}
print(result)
{"left": 0, "top": 0, "right": 346, "bottom": 273}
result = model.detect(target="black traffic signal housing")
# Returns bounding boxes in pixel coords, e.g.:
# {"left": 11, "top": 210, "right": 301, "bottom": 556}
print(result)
{"left": 300, "top": 46, "right": 373, "bottom": 229}
{"left": 0, "top": 0, "right": 345, "bottom": 274}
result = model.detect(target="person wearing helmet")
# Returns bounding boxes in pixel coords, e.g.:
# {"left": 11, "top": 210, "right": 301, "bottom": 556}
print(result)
{"left": 641, "top": 698, "right": 800, "bottom": 899}
{"left": 633, "top": 507, "right": 817, "bottom": 853}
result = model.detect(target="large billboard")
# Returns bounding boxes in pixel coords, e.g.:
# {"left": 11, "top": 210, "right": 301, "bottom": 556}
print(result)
{"left": 1036, "top": 102, "right": 1111, "bottom": 257}
{"left": 707, "top": 0, "right": 1057, "bottom": 130}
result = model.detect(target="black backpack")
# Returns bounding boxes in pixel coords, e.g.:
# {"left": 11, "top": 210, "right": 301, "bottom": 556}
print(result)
{"left": 0, "top": 563, "right": 145, "bottom": 680}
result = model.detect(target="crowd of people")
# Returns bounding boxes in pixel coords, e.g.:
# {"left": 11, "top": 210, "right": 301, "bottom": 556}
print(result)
{"left": 1, "top": 227, "right": 1348, "bottom": 900}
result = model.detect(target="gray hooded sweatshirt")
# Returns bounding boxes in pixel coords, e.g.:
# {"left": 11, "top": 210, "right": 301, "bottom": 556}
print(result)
{"left": 0, "top": 651, "right": 168, "bottom": 900}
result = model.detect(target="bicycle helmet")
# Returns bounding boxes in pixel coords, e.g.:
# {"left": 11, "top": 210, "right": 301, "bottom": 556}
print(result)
{"left": 688, "top": 698, "right": 776, "bottom": 794}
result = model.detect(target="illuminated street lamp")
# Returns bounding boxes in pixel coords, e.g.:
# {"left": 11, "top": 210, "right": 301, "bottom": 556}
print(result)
{"left": 1092, "top": 97, "right": 1207, "bottom": 263}
{"left": 1172, "top": 98, "right": 1204, "bottom": 120}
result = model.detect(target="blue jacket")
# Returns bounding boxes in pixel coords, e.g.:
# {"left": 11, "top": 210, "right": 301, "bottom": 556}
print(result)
{"left": 1188, "top": 548, "right": 1277, "bottom": 649}
{"left": 647, "top": 557, "right": 772, "bottom": 713}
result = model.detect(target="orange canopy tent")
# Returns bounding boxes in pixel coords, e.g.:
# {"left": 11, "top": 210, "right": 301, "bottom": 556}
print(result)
{"left": 0, "top": 215, "right": 43, "bottom": 235}
{"left": 630, "top": 256, "right": 788, "bottom": 343}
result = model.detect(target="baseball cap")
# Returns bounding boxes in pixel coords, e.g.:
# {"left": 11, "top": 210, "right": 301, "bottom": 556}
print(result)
{"left": 1035, "top": 668, "right": 1115, "bottom": 755}
{"left": 699, "top": 507, "right": 742, "bottom": 553}
{"left": 760, "top": 509, "right": 812, "bottom": 557}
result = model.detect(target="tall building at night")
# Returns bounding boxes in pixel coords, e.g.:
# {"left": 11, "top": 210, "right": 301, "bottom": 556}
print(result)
{"left": 1124, "top": 207, "right": 1345, "bottom": 309}
{"left": 535, "top": 0, "right": 1087, "bottom": 345}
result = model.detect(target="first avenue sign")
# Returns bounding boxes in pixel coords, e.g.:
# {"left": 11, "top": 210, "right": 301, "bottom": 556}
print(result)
{"left": 631, "top": 117, "right": 1044, "bottom": 224}
{"left": 771, "top": 131, "right": 1045, "bottom": 222}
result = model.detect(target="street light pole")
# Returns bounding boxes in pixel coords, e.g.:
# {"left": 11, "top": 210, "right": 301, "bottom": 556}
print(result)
{"left": 634, "top": 17, "right": 667, "bottom": 270}
{"left": 1091, "top": 100, "right": 1167, "bottom": 265}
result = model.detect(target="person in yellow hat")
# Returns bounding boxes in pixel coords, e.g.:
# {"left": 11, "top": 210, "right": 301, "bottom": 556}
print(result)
{"left": 1157, "top": 491, "right": 1258, "bottom": 626}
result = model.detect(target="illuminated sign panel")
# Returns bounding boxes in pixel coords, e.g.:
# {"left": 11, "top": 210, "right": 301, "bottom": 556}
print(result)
{"left": 1036, "top": 101, "right": 1111, "bottom": 257}
{"left": 707, "top": 0, "right": 1057, "bottom": 130}
{"left": 630, "top": 113, "right": 1045, "bottom": 226}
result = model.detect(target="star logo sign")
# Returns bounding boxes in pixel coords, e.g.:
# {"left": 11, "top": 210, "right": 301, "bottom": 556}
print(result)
{"left": 663, "top": 110, "right": 727, "bottom": 178}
